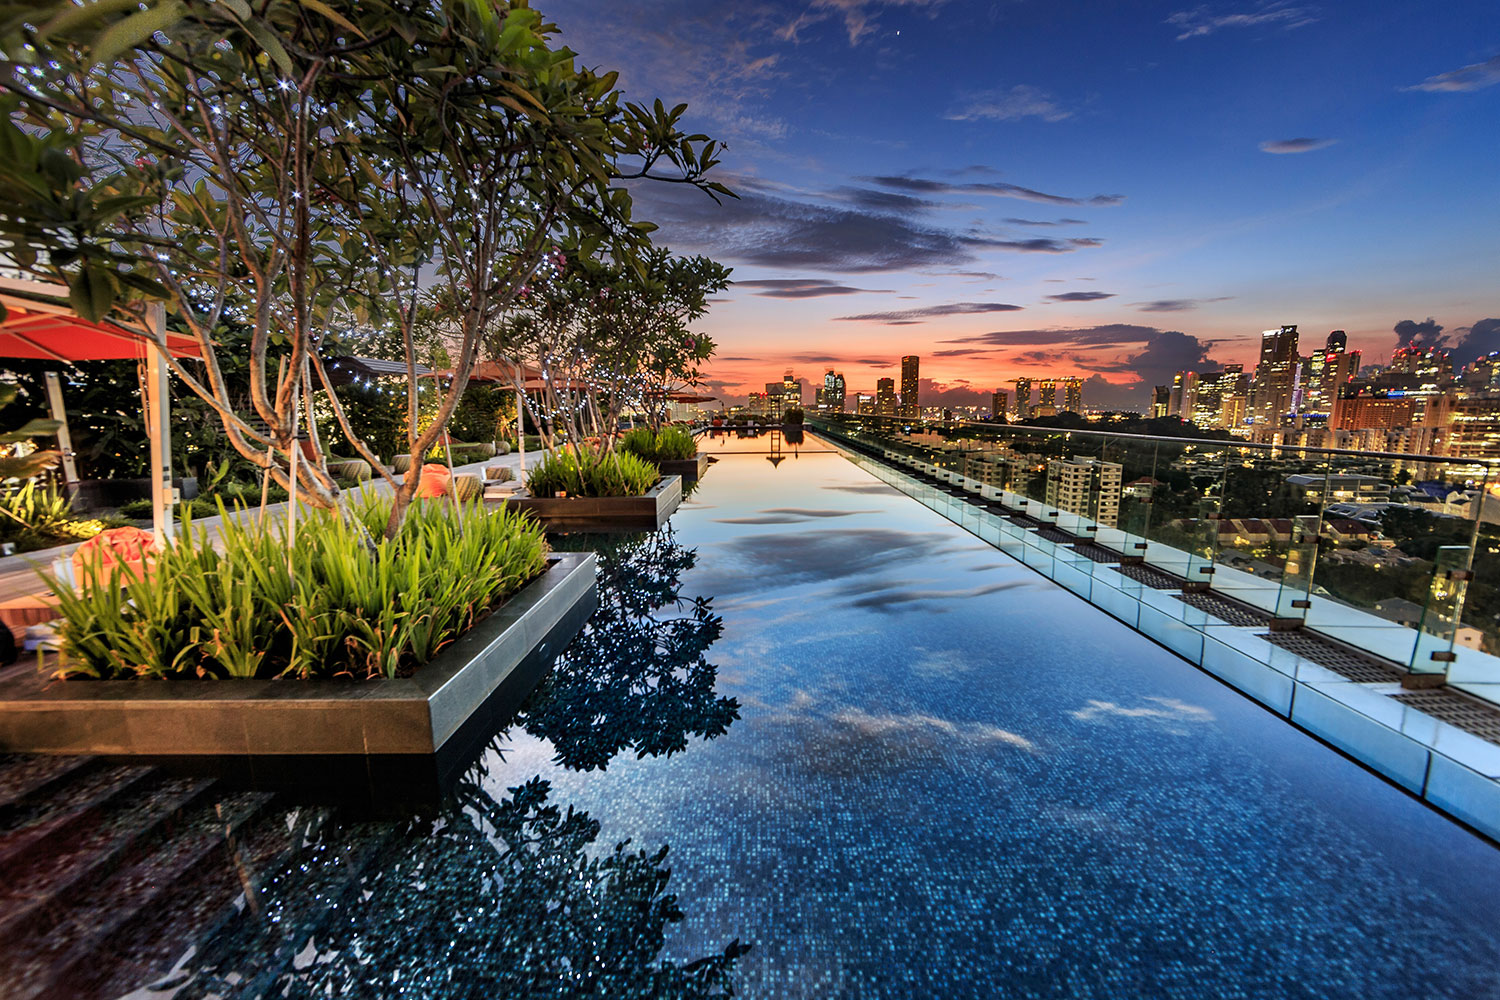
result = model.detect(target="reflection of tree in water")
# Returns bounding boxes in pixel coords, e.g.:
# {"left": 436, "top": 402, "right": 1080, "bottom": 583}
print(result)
{"left": 159, "top": 761, "right": 749, "bottom": 998}
{"left": 534, "top": 526, "right": 740, "bottom": 771}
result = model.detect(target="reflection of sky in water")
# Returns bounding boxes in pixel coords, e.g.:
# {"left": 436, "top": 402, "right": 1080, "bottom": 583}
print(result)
{"left": 490, "top": 433, "right": 1500, "bottom": 999}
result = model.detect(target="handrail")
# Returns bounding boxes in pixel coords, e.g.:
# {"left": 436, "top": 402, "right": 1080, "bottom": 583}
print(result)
{"left": 808, "top": 413, "right": 1500, "bottom": 472}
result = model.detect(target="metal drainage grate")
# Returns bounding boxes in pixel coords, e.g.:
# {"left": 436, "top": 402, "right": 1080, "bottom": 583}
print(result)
{"left": 1258, "top": 631, "right": 1403, "bottom": 684}
{"left": 1175, "top": 591, "right": 1271, "bottom": 627}
{"left": 1036, "top": 525, "right": 1078, "bottom": 545}
{"left": 1070, "top": 543, "right": 1123, "bottom": 565}
{"left": 1112, "top": 563, "right": 1184, "bottom": 590}
{"left": 1391, "top": 690, "right": 1500, "bottom": 745}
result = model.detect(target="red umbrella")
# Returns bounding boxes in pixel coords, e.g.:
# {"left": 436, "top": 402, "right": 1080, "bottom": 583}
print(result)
{"left": 0, "top": 278, "right": 200, "bottom": 543}
{"left": 0, "top": 288, "right": 201, "bottom": 361}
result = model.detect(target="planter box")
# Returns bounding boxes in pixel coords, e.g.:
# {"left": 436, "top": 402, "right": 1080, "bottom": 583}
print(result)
{"left": 658, "top": 453, "right": 710, "bottom": 483}
{"left": 0, "top": 552, "right": 597, "bottom": 801}
{"left": 497, "top": 475, "right": 682, "bottom": 532}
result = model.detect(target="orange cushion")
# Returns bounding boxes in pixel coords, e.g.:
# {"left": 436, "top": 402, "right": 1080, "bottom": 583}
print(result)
{"left": 415, "top": 463, "right": 452, "bottom": 499}
{"left": 73, "top": 526, "right": 158, "bottom": 586}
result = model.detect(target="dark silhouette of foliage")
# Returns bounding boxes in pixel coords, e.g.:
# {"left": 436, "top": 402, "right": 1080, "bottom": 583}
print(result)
{"left": 533, "top": 528, "right": 739, "bottom": 771}
{"left": 162, "top": 767, "right": 748, "bottom": 998}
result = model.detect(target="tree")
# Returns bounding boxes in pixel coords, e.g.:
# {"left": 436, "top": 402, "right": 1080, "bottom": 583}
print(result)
{"left": 0, "top": 0, "right": 730, "bottom": 535}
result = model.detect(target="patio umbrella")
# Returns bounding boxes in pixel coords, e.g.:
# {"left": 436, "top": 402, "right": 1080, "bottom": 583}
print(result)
{"left": 0, "top": 277, "right": 202, "bottom": 545}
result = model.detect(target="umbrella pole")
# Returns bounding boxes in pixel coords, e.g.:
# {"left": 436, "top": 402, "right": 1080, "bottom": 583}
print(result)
{"left": 43, "top": 372, "right": 78, "bottom": 503}
{"left": 144, "top": 303, "right": 174, "bottom": 547}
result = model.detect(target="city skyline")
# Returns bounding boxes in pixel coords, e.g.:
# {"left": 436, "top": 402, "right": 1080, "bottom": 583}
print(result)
{"left": 546, "top": 1, "right": 1499, "bottom": 410}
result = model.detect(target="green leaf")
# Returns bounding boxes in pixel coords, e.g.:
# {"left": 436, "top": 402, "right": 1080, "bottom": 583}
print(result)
{"left": 91, "top": 0, "right": 186, "bottom": 65}
{"left": 245, "top": 19, "right": 294, "bottom": 76}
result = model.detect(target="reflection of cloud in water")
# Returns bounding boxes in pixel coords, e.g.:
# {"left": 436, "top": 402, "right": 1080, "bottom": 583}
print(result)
{"left": 822, "top": 483, "right": 903, "bottom": 495}
{"left": 910, "top": 647, "right": 973, "bottom": 678}
{"left": 844, "top": 579, "right": 1038, "bottom": 612}
{"left": 1070, "top": 697, "right": 1215, "bottom": 729}
{"left": 832, "top": 708, "right": 1036, "bottom": 751}
{"left": 692, "top": 527, "right": 970, "bottom": 596}
{"left": 715, "top": 508, "right": 880, "bottom": 525}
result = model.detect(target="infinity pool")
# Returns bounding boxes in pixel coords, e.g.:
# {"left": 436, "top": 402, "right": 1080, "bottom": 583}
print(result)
{"left": 8, "top": 432, "right": 1500, "bottom": 999}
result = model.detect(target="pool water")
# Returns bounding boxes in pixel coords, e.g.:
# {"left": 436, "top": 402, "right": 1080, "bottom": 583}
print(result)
{"left": 51, "top": 433, "right": 1500, "bottom": 997}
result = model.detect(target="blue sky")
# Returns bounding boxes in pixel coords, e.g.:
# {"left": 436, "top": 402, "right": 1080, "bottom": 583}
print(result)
{"left": 546, "top": 0, "right": 1500, "bottom": 408}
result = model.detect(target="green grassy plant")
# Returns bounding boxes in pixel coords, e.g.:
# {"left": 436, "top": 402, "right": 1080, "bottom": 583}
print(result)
{"left": 526, "top": 445, "right": 658, "bottom": 498}
{"left": 48, "top": 496, "right": 549, "bottom": 680}
{"left": 618, "top": 426, "right": 696, "bottom": 462}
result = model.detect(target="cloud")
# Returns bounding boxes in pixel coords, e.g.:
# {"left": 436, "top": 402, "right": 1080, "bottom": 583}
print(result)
{"left": 1004, "top": 217, "right": 1087, "bottom": 227}
{"left": 1135, "top": 296, "right": 1234, "bottom": 312}
{"left": 1166, "top": 2, "right": 1317, "bottom": 40}
{"left": 1448, "top": 319, "right": 1500, "bottom": 360}
{"left": 547, "top": 1, "right": 788, "bottom": 143}
{"left": 945, "top": 85, "right": 1072, "bottom": 123}
{"left": 778, "top": 0, "right": 947, "bottom": 46}
{"left": 1404, "top": 55, "right": 1500, "bottom": 93}
{"left": 1085, "top": 329, "right": 1222, "bottom": 388}
{"left": 909, "top": 377, "right": 1001, "bottom": 408}
{"left": 1260, "top": 137, "right": 1337, "bottom": 154}
{"left": 1394, "top": 317, "right": 1445, "bottom": 349}
{"left": 1045, "top": 291, "right": 1116, "bottom": 302}
{"left": 942, "top": 323, "right": 1165, "bottom": 348}
{"left": 632, "top": 178, "right": 1096, "bottom": 272}
{"left": 736, "top": 278, "right": 895, "bottom": 298}
{"left": 862, "top": 174, "right": 1125, "bottom": 207}
{"left": 834, "top": 301, "right": 1025, "bottom": 324}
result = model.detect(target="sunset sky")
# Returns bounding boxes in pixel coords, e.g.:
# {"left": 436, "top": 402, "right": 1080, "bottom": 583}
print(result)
{"left": 548, "top": 0, "right": 1500, "bottom": 409}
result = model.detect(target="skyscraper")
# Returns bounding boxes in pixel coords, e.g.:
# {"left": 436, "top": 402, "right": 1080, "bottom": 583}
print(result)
{"left": 1169, "top": 371, "right": 1198, "bottom": 419}
{"left": 1063, "top": 377, "right": 1083, "bottom": 414}
{"left": 1151, "top": 385, "right": 1171, "bottom": 418}
{"left": 820, "top": 369, "right": 847, "bottom": 412}
{"left": 991, "top": 390, "right": 1008, "bottom": 421}
{"left": 1014, "top": 377, "right": 1033, "bottom": 419}
{"left": 1327, "top": 329, "right": 1348, "bottom": 353}
{"left": 876, "top": 377, "right": 897, "bottom": 416}
{"left": 900, "top": 355, "right": 920, "bottom": 419}
{"left": 1038, "top": 379, "right": 1058, "bottom": 411}
{"left": 1251, "top": 325, "right": 1300, "bottom": 426}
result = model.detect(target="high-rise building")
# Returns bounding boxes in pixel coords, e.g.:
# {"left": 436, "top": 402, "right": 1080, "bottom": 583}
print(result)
{"left": 782, "top": 371, "right": 801, "bottom": 410}
{"left": 1327, "top": 329, "right": 1348, "bottom": 353}
{"left": 1169, "top": 371, "right": 1199, "bottom": 420}
{"left": 1062, "top": 377, "right": 1083, "bottom": 414}
{"left": 1038, "top": 379, "right": 1058, "bottom": 411}
{"left": 900, "top": 355, "right": 920, "bottom": 419}
{"left": 876, "top": 377, "right": 897, "bottom": 416}
{"left": 1251, "top": 325, "right": 1300, "bottom": 427}
{"left": 1184, "top": 364, "right": 1250, "bottom": 429}
{"left": 1014, "top": 377, "right": 1033, "bottom": 420}
{"left": 991, "top": 390, "right": 1008, "bottom": 421}
{"left": 1300, "top": 347, "right": 1360, "bottom": 415}
{"left": 1045, "top": 455, "right": 1123, "bottom": 528}
{"left": 819, "top": 369, "right": 846, "bottom": 412}
{"left": 855, "top": 392, "right": 875, "bottom": 415}
{"left": 1331, "top": 389, "right": 1418, "bottom": 432}
{"left": 1150, "top": 385, "right": 1171, "bottom": 419}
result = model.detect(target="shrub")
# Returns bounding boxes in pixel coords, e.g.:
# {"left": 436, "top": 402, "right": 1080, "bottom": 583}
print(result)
{"left": 618, "top": 426, "right": 696, "bottom": 463}
{"left": 527, "top": 445, "right": 658, "bottom": 498}
{"left": 0, "top": 482, "right": 117, "bottom": 551}
{"left": 48, "top": 496, "right": 549, "bottom": 680}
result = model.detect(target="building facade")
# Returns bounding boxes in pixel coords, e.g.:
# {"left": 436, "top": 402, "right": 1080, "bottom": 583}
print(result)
{"left": 900, "top": 355, "right": 920, "bottom": 419}
{"left": 1044, "top": 455, "right": 1123, "bottom": 528}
